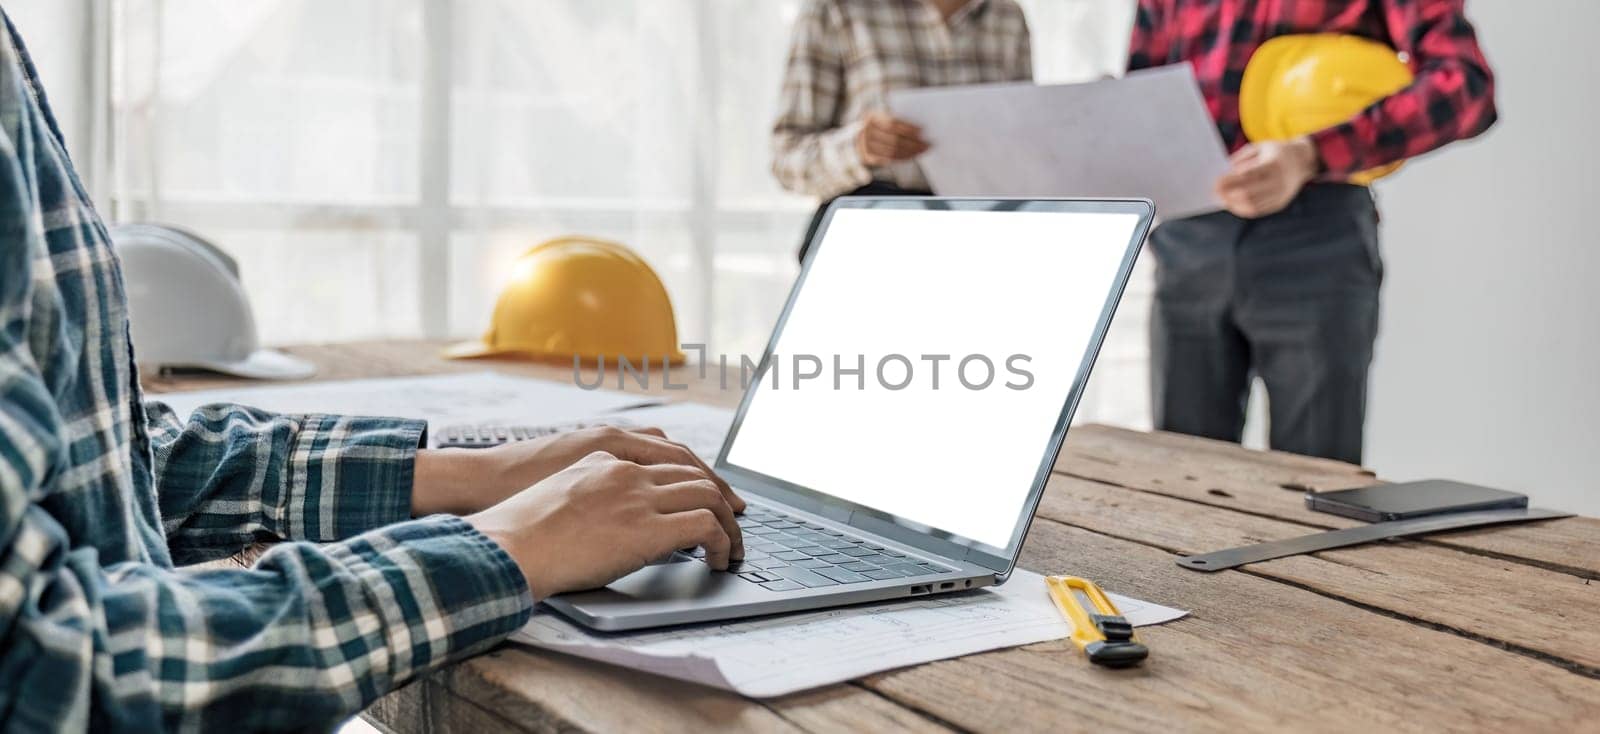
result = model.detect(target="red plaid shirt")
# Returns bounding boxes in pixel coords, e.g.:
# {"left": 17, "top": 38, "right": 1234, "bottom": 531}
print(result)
{"left": 1128, "top": 0, "right": 1497, "bottom": 179}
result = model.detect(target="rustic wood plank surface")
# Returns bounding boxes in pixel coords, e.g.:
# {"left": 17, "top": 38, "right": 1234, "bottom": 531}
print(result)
{"left": 1034, "top": 474, "right": 1600, "bottom": 673}
{"left": 145, "top": 341, "right": 1600, "bottom": 733}
{"left": 1057, "top": 426, "right": 1600, "bottom": 578}
{"left": 861, "top": 521, "right": 1600, "bottom": 733}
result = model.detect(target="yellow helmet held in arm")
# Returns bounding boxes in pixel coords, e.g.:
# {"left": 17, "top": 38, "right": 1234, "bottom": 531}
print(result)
{"left": 1240, "top": 33, "right": 1415, "bottom": 185}
{"left": 444, "top": 236, "right": 685, "bottom": 365}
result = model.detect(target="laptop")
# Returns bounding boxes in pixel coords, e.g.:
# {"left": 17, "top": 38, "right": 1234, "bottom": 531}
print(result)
{"left": 544, "top": 197, "right": 1155, "bottom": 631}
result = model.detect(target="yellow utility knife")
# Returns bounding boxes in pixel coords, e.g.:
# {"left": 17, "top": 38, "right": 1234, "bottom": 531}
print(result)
{"left": 1046, "top": 575, "right": 1149, "bottom": 668}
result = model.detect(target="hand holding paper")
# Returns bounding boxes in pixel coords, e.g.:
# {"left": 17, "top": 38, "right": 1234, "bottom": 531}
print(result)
{"left": 857, "top": 110, "right": 932, "bottom": 166}
{"left": 1214, "top": 137, "right": 1321, "bottom": 218}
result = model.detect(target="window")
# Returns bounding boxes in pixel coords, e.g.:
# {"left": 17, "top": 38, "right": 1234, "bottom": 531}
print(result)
{"left": 110, "top": 0, "right": 812, "bottom": 355}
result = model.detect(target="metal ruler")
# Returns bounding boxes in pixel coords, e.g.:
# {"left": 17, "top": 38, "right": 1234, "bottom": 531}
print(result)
{"left": 1176, "top": 507, "right": 1572, "bottom": 572}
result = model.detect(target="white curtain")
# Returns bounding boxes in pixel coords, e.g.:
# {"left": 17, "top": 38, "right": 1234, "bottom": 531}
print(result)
{"left": 108, "top": 0, "right": 1151, "bottom": 430}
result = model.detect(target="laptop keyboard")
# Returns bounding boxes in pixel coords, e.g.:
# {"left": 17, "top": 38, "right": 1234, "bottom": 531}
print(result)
{"left": 436, "top": 419, "right": 636, "bottom": 449}
{"left": 684, "top": 506, "right": 956, "bottom": 592}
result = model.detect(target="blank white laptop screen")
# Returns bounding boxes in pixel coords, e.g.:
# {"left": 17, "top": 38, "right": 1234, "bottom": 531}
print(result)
{"left": 723, "top": 206, "right": 1140, "bottom": 549}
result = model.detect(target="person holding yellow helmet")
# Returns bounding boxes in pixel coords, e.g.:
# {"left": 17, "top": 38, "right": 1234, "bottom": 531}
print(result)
{"left": 1127, "top": 0, "right": 1497, "bottom": 463}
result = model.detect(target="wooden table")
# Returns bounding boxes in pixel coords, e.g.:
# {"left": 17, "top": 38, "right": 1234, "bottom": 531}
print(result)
{"left": 145, "top": 340, "right": 1600, "bottom": 733}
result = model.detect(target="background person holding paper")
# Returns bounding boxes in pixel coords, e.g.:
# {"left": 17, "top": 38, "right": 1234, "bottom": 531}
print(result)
{"left": 1129, "top": 0, "right": 1497, "bottom": 463}
{"left": 770, "top": 0, "right": 1033, "bottom": 260}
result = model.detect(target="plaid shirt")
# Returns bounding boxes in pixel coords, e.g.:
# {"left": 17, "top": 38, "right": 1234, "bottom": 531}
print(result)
{"left": 771, "top": 0, "right": 1032, "bottom": 199}
{"left": 1128, "top": 0, "right": 1497, "bottom": 179}
{"left": 0, "top": 15, "right": 530, "bottom": 732}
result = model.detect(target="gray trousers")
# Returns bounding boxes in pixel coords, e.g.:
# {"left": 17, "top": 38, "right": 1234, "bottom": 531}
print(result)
{"left": 1149, "top": 183, "right": 1382, "bottom": 464}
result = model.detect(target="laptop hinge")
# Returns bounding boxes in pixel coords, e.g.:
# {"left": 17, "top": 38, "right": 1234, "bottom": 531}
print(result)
{"left": 848, "top": 510, "right": 1013, "bottom": 573}
{"left": 965, "top": 548, "right": 1012, "bottom": 575}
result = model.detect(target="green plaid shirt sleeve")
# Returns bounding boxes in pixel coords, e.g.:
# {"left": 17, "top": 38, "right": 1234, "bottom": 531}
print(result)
{"left": 0, "top": 11, "right": 532, "bottom": 732}
{"left": 145, "top": 400, "right": 427, "bottom": 564}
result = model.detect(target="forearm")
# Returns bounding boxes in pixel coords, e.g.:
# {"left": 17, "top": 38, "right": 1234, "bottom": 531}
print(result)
{"left": 771, "top": 1, "right": 866, "bottom": 199}
{"left": 1312, "top": 0, "right": 1497, "bottom": 177}
{"left": 771, "top": 122, "right": 872, "bottom": 199}
{"left": 411, "top": 446, "right": 520, "bottom": 516}
{"left": 2, "top": 515, "right": 532, "bottom": 730}
{"left": 1307, "top": 66, "right": 1495, "bottom": 178}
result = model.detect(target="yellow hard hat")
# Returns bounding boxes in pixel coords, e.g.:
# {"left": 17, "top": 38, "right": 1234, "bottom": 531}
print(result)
{"left": 1240, "top": 34, "right": 1415, "bottom": 185}
{"left": 444, "top": 236, "right": 685, "bottom": 365}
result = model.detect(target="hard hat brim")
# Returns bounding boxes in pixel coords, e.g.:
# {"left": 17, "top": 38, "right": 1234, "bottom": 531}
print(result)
{"left": 441, "top": 340, "right": 504, "bottom": 360}
{"left": 441, "top": 340, "right": 686, "bottom": 366}
{"left": 188, "top": 349, "right": 318, "bottom": 381}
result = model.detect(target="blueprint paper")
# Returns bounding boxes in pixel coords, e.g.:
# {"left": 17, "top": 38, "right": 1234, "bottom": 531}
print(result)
{"left": 150, "top": 372, "right": 656, "bottom": 439}
{"left": 513, "top": 569, "right": 1187, "bottom": 698}
{"left": 890, "top": 64, "right": 1229, "bottom": 219}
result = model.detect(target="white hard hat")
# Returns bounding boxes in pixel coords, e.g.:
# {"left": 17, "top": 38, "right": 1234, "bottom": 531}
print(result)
{"left": 113, "top": 224, "right": 316, "bottom": 380}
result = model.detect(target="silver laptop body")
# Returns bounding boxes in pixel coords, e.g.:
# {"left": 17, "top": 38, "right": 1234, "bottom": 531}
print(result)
{"left": 545, "top": 197, "right": 1155, "bottom": 631}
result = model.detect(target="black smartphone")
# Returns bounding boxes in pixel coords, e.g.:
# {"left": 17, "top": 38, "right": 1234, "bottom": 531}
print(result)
{"left": 1305, "top": 480, "right": 1527, "bottom": 523}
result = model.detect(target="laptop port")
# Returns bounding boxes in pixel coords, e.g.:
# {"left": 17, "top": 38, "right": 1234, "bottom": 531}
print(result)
{"left": 910, "top": 585, "right": 931, "bottom": 595}
{"left": 940, "top": 582, "right": 955, "bottom": 590}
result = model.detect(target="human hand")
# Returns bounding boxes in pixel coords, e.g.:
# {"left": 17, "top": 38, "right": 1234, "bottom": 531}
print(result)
{"left": 464, "top": 451, "right": 744, "bottom": 598}
{"left": 1215, "top": 137, "right": 1320, "bottom": 218}
{"left": 412, "top": 425, "right": 744, "bottom": 517}
{"left": 855, "top": 111, "right": 931, "bottom": 167}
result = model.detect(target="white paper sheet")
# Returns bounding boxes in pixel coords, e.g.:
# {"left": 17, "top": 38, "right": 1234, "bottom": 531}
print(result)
{"left": 890, "top": 64, "right": 1229, "bottom": 219}
{"left": 150, "top": 372, "right": 657, "bottom": 439}
{"left": 513, "top": 568, "right": 1187, "bottom": 698}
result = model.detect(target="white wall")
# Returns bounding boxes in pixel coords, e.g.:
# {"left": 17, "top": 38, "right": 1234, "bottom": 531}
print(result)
{"left": 1366, "top": 1, "right": 1600, "bottom": 515}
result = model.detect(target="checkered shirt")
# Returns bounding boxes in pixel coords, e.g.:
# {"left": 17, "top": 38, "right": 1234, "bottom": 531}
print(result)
{"left": 771, "top": 0, "right": 1033, "bottom": 199}
{"left": 1128, "top": 0, "right": 1497, "bottom": 179}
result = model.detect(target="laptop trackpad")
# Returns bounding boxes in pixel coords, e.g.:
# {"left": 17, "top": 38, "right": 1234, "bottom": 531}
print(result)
{"left": 607, "top": 559, "right": 727, "bottom": 600}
